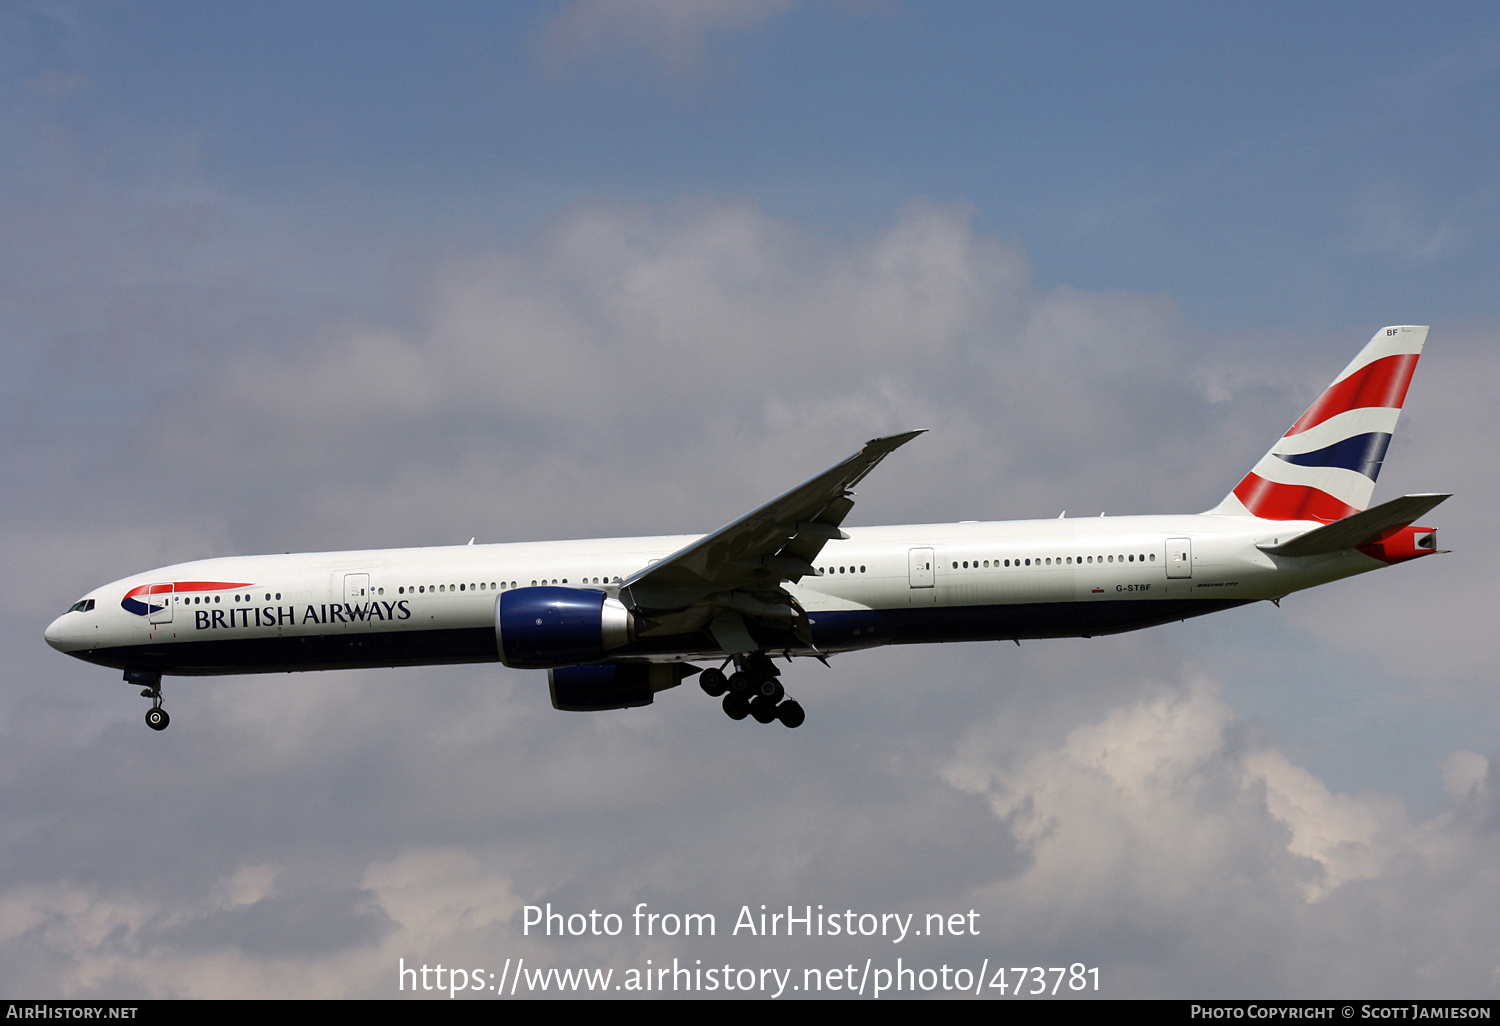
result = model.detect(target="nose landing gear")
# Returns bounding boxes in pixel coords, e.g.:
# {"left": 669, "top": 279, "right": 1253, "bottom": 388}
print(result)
{"left": 125, "top": 669, "right": 169, "bottom": 731}
{"left": 700, "top": 655, "right": 805, "bottom": 728}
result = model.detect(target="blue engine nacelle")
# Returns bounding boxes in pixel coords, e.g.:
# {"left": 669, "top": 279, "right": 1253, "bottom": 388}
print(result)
{"left": 496, "top": 587, "right": 635, "bottom": 669}
{"left": 548, "top": 663, "right": 693, "bottom": 712}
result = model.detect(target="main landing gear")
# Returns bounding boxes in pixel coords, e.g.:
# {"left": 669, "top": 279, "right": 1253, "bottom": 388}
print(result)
{"left": 125, "top": 669, "right": 169, "bottom": 731}
{"left": 698, "top": 654, "right": 805, "bottom": 728}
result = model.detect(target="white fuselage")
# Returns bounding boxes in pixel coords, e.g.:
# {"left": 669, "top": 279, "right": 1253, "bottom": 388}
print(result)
{"left": 44, "top": 512, "right": 1383, "bottom": 677}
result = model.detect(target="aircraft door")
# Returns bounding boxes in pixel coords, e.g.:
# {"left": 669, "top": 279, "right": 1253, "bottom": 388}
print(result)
{"left": 148, "top": 583, "right": 174, "bottom": 624}
{"left": 908, "top": 548, "right": 934, "bottom": 588}
{"left": 1166, "top": 538, "right": 1192, "bottom": 579}
{"left": 344, "top": 573, "right": 371, "bottom": 605}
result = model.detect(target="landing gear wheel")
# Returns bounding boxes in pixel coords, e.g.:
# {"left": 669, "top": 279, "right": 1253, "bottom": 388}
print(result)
{"left": 127, "top": 670, "right": 168, "bottom": 731}
{"left": 749, "top": 695, "right": 780, "bottom": 724}
{"left": 727, "top": 671, "right": 752, "bottom": 693}
{"left": 699, "top": 667, "right": 728, "bottom": 696}
{"left": 752, "top": 677, "right": 785, "bottom": 703}
{"left": 722, "top": 693, "right": 750, "bottom": 720}
{"left": 776, "top": 700, "right": 805, "bottom": 728}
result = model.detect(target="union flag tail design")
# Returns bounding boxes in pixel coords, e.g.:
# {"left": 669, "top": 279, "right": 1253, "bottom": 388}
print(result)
{"left": 1211, "top": 325, "right": 1429, "bottom": 522}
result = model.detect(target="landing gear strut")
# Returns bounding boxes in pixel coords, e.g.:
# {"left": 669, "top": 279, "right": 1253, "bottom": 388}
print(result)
{"left": 125, "top": 669, "right": 169, "bottom": 731}
{"left": 704, "top": 654, "right": 804, "bottom": 728}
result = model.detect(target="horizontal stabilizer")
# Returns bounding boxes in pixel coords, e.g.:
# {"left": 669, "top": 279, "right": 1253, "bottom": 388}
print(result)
{"left": 1259, "top": 493, "right": 1450, "bottom": 557}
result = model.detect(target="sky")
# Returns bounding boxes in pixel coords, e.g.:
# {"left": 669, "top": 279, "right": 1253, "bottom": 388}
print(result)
{"left": 4, "top": 0, "right": 1500, "bottom": 1000}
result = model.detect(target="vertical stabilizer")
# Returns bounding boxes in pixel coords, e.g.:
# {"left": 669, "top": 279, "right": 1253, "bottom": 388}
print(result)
{"left": 1210, "top": 325, "right": 1428, "bottom": 521}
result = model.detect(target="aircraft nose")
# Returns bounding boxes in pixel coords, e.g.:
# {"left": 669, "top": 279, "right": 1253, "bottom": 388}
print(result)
{"left": 44, "top": 614, "right": 74, "bottom": 652}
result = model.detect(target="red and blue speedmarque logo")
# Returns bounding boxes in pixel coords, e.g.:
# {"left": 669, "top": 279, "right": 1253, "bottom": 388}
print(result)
{"left": 120, "top": 581, "right": 253, "bottom": 617}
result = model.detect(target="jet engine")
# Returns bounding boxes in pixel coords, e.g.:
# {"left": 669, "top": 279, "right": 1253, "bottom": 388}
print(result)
{"left": 496, "top": 586, "right": 635, "bottom": 669}
{"left": 548, "top": 663, "right": 693, "bottom": 712}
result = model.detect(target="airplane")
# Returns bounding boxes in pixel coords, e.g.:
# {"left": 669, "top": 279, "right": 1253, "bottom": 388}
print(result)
{"left": 46, "top": 325, "right": 1446, "bottom": 732}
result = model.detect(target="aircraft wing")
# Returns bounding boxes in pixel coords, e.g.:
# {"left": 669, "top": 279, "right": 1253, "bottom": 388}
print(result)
{"left": 619, "top": 431, "right": 924, "bottom": 628}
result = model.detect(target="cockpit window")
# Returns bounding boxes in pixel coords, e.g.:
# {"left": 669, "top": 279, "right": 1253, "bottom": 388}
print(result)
{"left": 67, "top": 599, "right": 95, "bottom": 613}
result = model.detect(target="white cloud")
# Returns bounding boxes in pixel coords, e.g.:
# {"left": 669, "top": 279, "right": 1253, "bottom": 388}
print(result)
{"left": 9, "top": 669, "right": 1499, "bottom": 997}
{"left": 362, "top": 848, "right": 522, "bottom": 951}
{"left": 155, "top": 198, "right": 1203, "bottom": 552}
{"left": 946, "top": 677, "right": 1500, "bottom": 995}
{"left": 0, "top": 851, "right": 520, "bottom": 998}
{"left": 9, "top": 192, "right": 1496, "bottom": 998}
{"left": 538, "top": 0, "right": 800, "bottom": 72}
{"left": 1442, "top": 751, "right": 1489, "bottom": 803}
